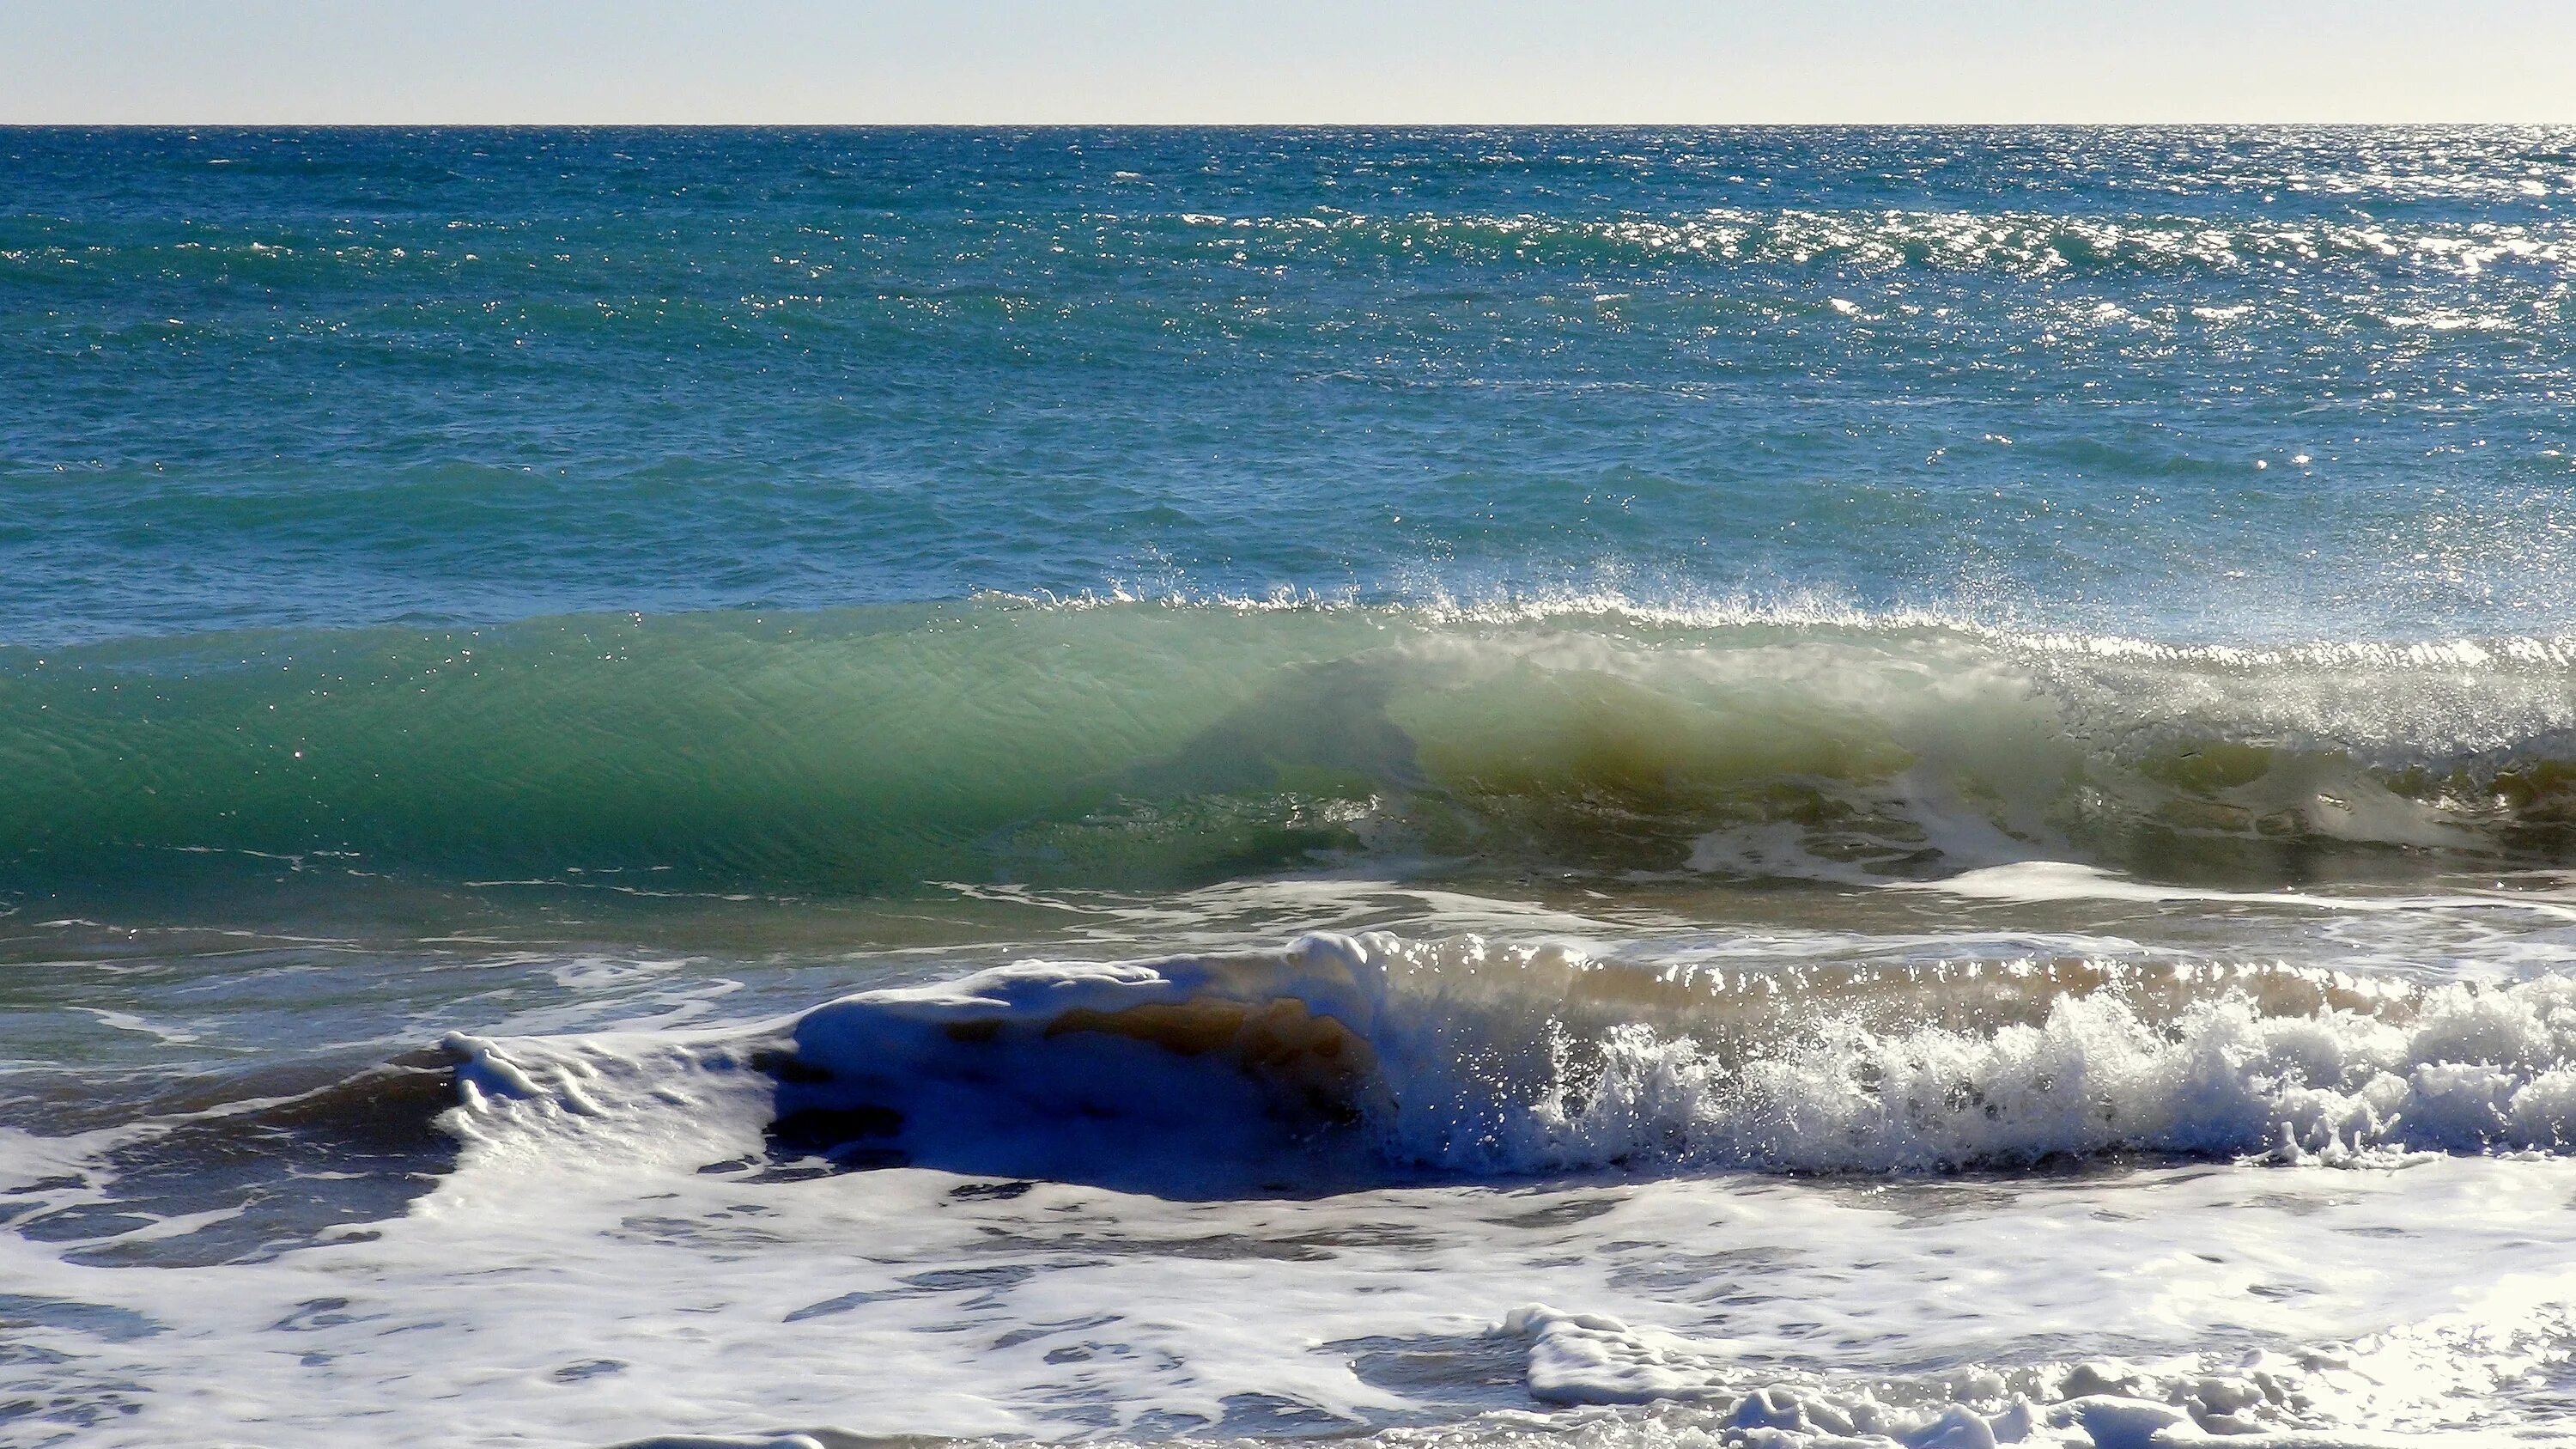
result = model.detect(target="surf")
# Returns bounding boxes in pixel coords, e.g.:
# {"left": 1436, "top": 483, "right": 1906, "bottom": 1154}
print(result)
{"left": 9, "top": 597, "right": 2576, "bottom": 904}
{"left": 430, "top": 931, "right": 2576, "bottom": 1194}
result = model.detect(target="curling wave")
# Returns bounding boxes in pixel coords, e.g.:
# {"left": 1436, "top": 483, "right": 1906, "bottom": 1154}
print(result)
{"left": 14, "top": 598, "right": 2576, "bottom": 897}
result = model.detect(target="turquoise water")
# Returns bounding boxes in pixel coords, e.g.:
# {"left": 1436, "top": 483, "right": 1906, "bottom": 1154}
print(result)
{"left": 9, "top": 129, "right": 2576, "bottom": 1449}
{"left": 5, "top": 127, "right": 2572, "bottom": 646}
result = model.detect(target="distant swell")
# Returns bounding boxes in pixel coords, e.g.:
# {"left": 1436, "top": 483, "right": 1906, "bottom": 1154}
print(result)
{"left": 454, "top": 933, "right": 2576, "bottom": 1186}
{"left": 12, "top": 598, "right": 2576, "bottom": 897}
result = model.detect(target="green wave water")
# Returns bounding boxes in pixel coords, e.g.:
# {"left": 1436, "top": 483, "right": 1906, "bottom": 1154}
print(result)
{"left": 10, "top": 599, "right": 2576, "bottom": 898}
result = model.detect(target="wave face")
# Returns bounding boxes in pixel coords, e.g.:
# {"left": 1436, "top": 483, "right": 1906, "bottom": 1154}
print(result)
{"left": 514, "top": 931, "right": 2576, "bottom": 1186}
{"left": 14, "top": 600, "right": 2576, "bottom": 895}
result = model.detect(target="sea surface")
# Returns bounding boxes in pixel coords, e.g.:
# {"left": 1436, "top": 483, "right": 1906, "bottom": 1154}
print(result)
{"left": 5, "top": 126, "right": 2576, "bottom": 1448}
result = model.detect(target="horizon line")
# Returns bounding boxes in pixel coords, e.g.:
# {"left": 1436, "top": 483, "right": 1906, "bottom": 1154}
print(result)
{"left": 8, "top": 119, "right": 2573, "bottom": 130}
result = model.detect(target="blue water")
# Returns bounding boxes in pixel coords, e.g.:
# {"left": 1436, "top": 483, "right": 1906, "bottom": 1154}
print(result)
{"left": 5, "top": 126, "right": 2570, "bottom": 645}
{"left": 13, "top": 129, "right": 2576, "bottom": 1449}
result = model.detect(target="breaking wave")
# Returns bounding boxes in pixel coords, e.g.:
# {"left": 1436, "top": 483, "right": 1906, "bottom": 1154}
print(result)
{"left": 454, "top": 932, "right": 2576, "bottom": 1187}
{"left": 15, "top": 598, "right": 2576, "bottom": 898}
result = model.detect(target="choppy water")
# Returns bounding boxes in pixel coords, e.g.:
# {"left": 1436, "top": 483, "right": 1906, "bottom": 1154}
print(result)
{"left": 7, "top": 127, "right": 2576, "bottom": 1449}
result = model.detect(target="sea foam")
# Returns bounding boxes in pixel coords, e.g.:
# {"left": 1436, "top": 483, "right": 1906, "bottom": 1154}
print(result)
{"left": 436, "top": 931, "right": 2576, "bottom": 1190}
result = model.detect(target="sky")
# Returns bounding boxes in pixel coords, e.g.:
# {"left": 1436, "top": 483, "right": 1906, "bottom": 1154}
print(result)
{"left": 4, "top": 0, "right": 2575, "bottom": 125}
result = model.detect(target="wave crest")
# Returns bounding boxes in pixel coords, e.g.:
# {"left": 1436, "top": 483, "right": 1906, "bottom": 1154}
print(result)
{"left": 580, "top": 933, "right": 2576, "bottom": 1186}
{"left": 17, "top": 600, "right": 2576, "bottom": 895}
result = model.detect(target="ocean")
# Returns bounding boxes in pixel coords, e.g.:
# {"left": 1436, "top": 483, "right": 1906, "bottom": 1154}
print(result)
{"left": 4, "top": 125, "right": 2576, "bottom": 1447}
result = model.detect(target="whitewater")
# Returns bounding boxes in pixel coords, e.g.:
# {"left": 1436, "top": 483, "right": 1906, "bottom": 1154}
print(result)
{"left": 6, "top": 125, "right": 2576, "bottom": 1447}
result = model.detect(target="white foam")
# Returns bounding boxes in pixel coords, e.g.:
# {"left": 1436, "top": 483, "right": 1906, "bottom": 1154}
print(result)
{"left": 17, "top": 1143, "right": 2576, "bottom": 1446}
{"left": 772, "top": 932, "right": 2576, "bottom": 1176}
{"left": 1909, "top": 861, "right": 2576, "bottom": 925}
{"left": 1498, "top": 1275, "right": 2576, "bottom": 1446}
{"left": 23, "top": 934, "right": 2576, "bottom": 1446}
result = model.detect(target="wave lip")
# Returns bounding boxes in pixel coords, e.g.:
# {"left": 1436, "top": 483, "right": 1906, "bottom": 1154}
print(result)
{"left": 712, "top": 933, "right": 2576, "bottom": 1190}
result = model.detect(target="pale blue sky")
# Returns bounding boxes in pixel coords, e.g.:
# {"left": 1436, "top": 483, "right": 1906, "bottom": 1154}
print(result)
{"left": 4, "top": 1, "right": 2573, "bottom": 125}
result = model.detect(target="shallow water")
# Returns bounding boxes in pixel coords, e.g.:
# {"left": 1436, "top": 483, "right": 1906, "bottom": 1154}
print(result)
{"left": 6, "top": 127, "right": 2576, "bottom": 1447}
